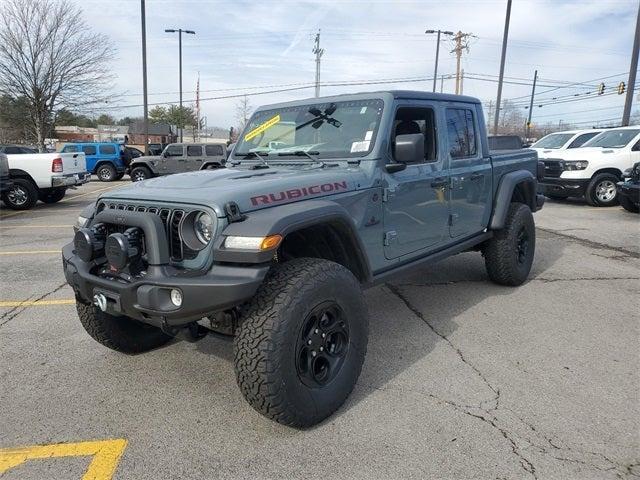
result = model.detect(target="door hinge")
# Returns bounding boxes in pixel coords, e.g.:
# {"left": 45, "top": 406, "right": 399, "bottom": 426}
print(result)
{"left": 384, "top": 230, "right": 397, "bottom": 246}
{"left": 448, "top": 214, "right": 459, "bottom": 226}
{"left": 382, "top": 187, "right": 393, "bottom": 202}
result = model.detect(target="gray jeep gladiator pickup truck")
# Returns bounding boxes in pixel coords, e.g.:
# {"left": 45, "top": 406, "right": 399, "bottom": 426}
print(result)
{"left": 128, "top": 142, "right": 226, "bottom": 182}
{"left": 63, "top": 91, "right": 544, "bottom": 427}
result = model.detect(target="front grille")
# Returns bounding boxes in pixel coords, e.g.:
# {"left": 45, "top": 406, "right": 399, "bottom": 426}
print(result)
{"left": 96, "top": 201, "right": 199, "bottom": 262}
{"left": 542, "top": 160, "right": 563, "bottom": 178}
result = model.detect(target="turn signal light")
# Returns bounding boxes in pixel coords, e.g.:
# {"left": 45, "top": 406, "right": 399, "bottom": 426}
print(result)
{"left": 260, "top": 235, "right": 283, "bottom": 251}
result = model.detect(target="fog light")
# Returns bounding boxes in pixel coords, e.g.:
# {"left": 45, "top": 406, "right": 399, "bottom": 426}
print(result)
{"left": 170, "top": 289, "right": 183, "bottom": 307}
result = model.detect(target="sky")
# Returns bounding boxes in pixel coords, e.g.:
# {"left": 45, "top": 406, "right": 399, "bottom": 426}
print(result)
{"left": 75, "top": 0, "right": 639, "bottom": 130}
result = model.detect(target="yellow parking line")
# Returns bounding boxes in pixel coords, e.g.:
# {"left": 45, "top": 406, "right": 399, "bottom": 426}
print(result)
{"left": 61, "top": 183, "right": 125, "bottom": 202}
{"left": 0, "top": 438, "right": 127, "bottom": 480}
{"left": 0, "top": 225, "right": 72, "bottom": 228}
{"left": 0, "top": 299, "right": 74, "bottom": 307}
{"left": 0, "top": 250, "right": 60, "bottom": 255}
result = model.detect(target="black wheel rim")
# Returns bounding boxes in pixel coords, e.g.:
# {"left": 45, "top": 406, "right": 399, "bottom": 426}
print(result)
{"left": 516, "top": 227, "right": 530, "bottom": 265}
{"left": 296, "top": 301, "right": 349, "bottom": 388}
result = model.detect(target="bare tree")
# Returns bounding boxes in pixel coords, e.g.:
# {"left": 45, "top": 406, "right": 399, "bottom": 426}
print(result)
{"left": 235, "top": 95, "right": 252, "bottom": 133}
{"left": 0, "top": 0, "right": 116, "bottom": 150}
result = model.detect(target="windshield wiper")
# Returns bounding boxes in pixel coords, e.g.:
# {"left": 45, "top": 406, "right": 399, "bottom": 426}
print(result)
{"left": 234, "top": 151, "right": 269, "bottom": 166}
{"left": 277, "top": 150, "right": 321, "bottom": 163}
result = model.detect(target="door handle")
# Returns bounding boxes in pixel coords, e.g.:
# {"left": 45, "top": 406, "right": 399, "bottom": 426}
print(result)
{"left": 470, "top": 173, "right": 484, "bottom": 181}
{"left": 430, "top": 178, "right": 448, "bottom": 188}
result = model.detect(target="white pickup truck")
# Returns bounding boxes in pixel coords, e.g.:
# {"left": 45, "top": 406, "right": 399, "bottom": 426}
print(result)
{"left": 538, "top": 126, "right": 640, "bottom": 206}
{"left": 1, "top": 152, "right": 90, "bottom": 210}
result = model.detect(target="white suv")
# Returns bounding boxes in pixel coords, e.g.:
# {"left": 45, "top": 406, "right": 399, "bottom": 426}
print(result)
{"left": 538, "top": 126, "right": 640, "bottom": 206}
{"left": 531, "top": 129, "right": 603, "bottom": 159}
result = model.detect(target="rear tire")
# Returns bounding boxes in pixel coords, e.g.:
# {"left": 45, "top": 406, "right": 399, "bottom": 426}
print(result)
{"left": 76, "top": 301, "right": 172, "bottom": 354}
{"left": 484, "top": 203, "right": 536, "bottom": 286}
{"left": 234, "top": 258, "right": 368, "bottom": 428}
{"left": 586, "top": 173, "right": 619, "bottom": 207}
{"left": 619, "top": 194, "right": 639, "bottom": 213}
{"left": 1, "top": 178, "right": 38, "bottom": 210}
{"left": 38, "top": 187, "right": 66, "bottom": 204}
{"left": 96, "top": 163, "right": 117, "bottom": 182}
{"left": 130, "top": 166, "right": 152, "bottom": 182}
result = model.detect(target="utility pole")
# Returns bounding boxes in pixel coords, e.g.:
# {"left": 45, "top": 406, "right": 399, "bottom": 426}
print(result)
{"left": 425, "top": 30, "right": 454, "bottom": 93}
{"left": 460, "top": 69, "right": 464, "bottom": 94}
{"left": 493, "top": 0, "right": 512, "bottom": 135}
{"left": 526, "top": 70, "right": 538, "bottom": 139}
{"left": 440, "top": 75, "right": 444, "bottom": 93}
{"left": 313, "top": 30, "right": 324, "bottom": 98}
{"left": 487, "top": 100, "right": 493, "bottom": 126}
{"left": 140, "top": 0, "right": 149, "bottom": 154}
{"left": 622, "top": 1, "right": 640, "bottom": 126}
{"left": 165, "top": 28, "right": 196, "bottom": 142}
{"left": 450, "top": 31, "right": 474, "bottom": 95}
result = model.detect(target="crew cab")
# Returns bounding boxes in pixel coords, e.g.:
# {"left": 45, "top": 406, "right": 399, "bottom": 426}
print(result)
{"left": 62, "top": 91, "right": 543, "bottom": 427}
{"left": 60, "top": 142, "right": 130, "bottom": 182}
{"left": 2, "top": 151, "right": 89, "bottom": 209}
{"left": 538, "top": 126, "right": 640, "bottom": 206}
{"left": 531, "top": 129, "right": 603, "bottom": 160}
{"left": 128, "top": 142, "right": 226, "bottom": 182}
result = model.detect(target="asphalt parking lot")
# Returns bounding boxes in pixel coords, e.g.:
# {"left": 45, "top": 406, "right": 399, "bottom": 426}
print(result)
{"left": 1, "top": 180, "right": 638, "bottom": 480}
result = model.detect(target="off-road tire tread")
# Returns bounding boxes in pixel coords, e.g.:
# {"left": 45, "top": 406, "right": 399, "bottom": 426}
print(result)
{"left": 234, "top": 258, "right": 367, "bottom": 428}
{"left": 96, "top": 163, "right": 116, "bottom": 182}
{"left": 484, "top": 202, "right": 535, "bottom": 286}
{"left": 76, "top": 301, "right": 171, "bottom": 354}
{"left": 619, "top": 194, "right": 639, "bottom": 213}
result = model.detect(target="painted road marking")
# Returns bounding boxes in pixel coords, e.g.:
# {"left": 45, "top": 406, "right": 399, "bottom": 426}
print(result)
{"left": 0, "top": 439, "right": 127, "bottom": 480}
{"left": 0, "top": 299, "right": 75, "bottom": 307}
{"left": 0, "top": 250, "right": 60, "bottom": 255}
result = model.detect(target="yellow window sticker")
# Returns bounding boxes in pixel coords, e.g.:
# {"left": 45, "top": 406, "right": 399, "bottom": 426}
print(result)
{"left": 244, "top": 114, "right": 281, "bottom": 142}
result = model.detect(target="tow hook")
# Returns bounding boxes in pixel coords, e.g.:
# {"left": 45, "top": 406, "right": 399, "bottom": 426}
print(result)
{"left": 93, "top": 293, "right": 107, "bottom": 312}
{"left": 162, "top": 322, "right": 208, "bottom": 342}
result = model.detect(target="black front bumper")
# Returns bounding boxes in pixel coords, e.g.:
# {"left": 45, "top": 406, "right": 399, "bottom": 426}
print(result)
{"left": 62, "top": 242, "right": 269, "bottom": 328}
{"left": 617, "top": 181, "right": 640, "bottom": 203}
{"left": 538, "top": 178, "right": 589, "bottom": 197}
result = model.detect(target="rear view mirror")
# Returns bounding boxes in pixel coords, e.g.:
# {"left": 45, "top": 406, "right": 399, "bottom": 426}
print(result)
{"left": 394, "top": 133, "right": 425, "bottom": 163}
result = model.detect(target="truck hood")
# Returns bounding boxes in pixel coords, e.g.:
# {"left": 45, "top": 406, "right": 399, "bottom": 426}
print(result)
{"left": 546, "top": 147, "right": 618, "bottom": 160}
{"left": 101, "top": 165, "right": 367, "bottom": 216}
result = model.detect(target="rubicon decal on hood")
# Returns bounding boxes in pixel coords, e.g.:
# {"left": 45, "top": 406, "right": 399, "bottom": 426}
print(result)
{"left": 251, "top": 181, "right": 349, "bottom": 206}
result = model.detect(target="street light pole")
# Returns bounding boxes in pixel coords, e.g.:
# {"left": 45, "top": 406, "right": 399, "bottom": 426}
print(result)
{"left": 425, "top": 29, "right": 454, "bottom": 93}
{"left": 165, "top": 28, "right": 195, "bottom": 142}
{"left": 140, "top": 0, "right": 149, "bottom": 154}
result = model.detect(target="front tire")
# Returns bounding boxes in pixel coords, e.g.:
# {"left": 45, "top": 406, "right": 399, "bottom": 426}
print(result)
{"left": 619, "top": 194, "right": 639, "bottom": 213}
{"left": 38, "top": 187, "right": 66, "bottom": 204}
{"left": 130, "top": 166, "right": 152, "bottom": 182}
{"left": 96, "top": 164, "right": 117, "bottom": 182}
{"left": 76, "top": 302, "right": 172, "bottom": 354}
{"left": 483, "top": 203, "right": 536, "bottom": 286}
{"left": 586, "top": 173, "right": 619, "bottom": 207}
{"left": 234, "top": 258, "right": 368, "bottom": 428}
{"left": 1, "top": 178, "right": 38, "bottom": 210}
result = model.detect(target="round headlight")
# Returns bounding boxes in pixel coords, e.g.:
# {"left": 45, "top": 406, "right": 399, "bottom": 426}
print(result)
{"left": 195, "top": 212, "right": 214, "bottom": 244}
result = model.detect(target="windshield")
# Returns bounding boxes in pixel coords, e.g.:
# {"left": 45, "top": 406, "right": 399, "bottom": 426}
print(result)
{"left": 531, "top": 133, "right": 574, "bottom": 149}
{"left": 582, "top": 129, "right": 640, "bottom": 148}
{"left": 233, "top": 98, "right": 384, "bottom": 159}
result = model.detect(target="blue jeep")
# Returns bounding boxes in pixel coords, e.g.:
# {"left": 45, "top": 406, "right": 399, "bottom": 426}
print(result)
{"left": 60, "top": 142, "right": 130, "bottom": 181}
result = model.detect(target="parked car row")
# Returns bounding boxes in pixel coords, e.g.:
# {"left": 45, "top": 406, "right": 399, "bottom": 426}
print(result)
{"left": 533, "top": 126, "right": 640, "bottom": 211}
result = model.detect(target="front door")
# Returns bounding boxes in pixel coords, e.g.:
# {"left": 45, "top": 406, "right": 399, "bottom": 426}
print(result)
{"left": 383, "top": 104, "right": 450, "bottom": 259}
{"left": 445, "top": 106, "right": 492, "bottom": 238}
{"left": 161, "top": 144, "right": 183, "bottom": 174}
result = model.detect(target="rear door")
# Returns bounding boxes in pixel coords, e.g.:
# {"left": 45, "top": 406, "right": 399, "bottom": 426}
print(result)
{"left": 81, "top": 144, "right": 98, "bottom": 171}
{"left": 185, "top": 145, "right": 204, "bottom": 171}
{"left": 446, "top": 106, "right": 492, "bottom": 238}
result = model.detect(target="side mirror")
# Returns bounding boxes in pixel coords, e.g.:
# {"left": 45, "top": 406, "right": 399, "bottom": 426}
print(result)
{"left": 394, "top": 133, "right": 425, "bottom": 163}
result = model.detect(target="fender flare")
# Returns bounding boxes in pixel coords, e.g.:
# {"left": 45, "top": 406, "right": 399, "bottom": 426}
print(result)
{"left": 8, "top": 168, "right": 35, "bottom": 183}
{"left": 213, "top": 199, "right": 372, "bottom": 280}
{"left": 489, "top": 170, "right": 537, "bottom": 230}
{"left": 129, "top": 159, "right": 160, "bottom": 175}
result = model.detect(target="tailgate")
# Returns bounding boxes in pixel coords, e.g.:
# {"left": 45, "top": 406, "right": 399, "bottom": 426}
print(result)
{"left": 58, "top": 152, "right": 87, "bottom": 174}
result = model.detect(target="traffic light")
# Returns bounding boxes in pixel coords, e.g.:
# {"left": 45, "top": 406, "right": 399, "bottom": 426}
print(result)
{"left": 617, "top": 82, "right": 626, "bottom": 95}
{"left": 597, "top": 83, "right": 605, "bottom": 95}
